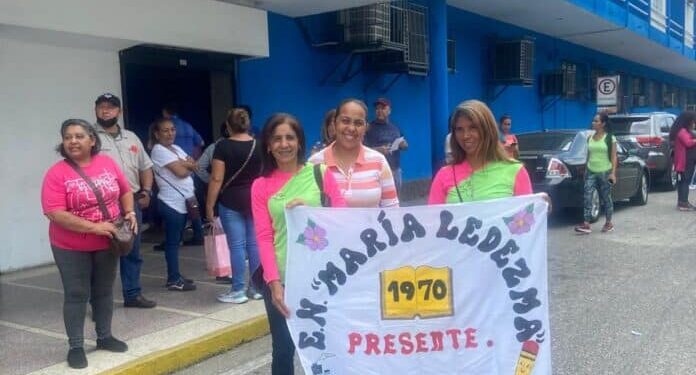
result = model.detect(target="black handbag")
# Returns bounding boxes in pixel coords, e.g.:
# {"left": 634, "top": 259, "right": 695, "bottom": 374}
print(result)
{"left": 65, "top": 160, "right": 134, "bottom": 256}
{"left": 313, "top": 163, "right": 331, "bottom": 207}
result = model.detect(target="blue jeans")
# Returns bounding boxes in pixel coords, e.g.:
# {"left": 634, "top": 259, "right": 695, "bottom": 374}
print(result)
{"left": 393, "top": 167, "right": 402, "bottom": 194}
{"left": 158, "top": 200, "right": 187, "bottom": 283}
{"left": 218, "top": 203, "right": 260, "bottom": 292}
{"left": 584, "top": 170, "right": 613, "bottom": 223}
{"left": 262, "top": 283, "right": 295, "bottom": 375}
{"left": 120, "top": 205, "right": 143, "bottom": 300}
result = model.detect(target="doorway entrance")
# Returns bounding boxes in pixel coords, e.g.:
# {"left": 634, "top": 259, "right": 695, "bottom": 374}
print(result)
{"left": 119, "top": 45, "right": 237, "bottom": 145}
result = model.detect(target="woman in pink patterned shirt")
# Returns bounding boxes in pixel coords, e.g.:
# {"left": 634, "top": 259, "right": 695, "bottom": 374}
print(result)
{"left": 41, "top": 119, "right": 136, "bottom": 369}
{"left": 309, "top": 98, "right": 399, "bottom": 208}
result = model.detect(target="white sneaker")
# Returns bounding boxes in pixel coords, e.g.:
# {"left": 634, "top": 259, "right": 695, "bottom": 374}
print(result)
{"left": 217, "top": 290, "right": 248, "bottom": 304}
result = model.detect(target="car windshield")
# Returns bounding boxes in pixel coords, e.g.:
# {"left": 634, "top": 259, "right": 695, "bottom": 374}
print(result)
{"left": 608, "top": 117, "right": 651, "bottom": 135}
{"left": 517, "top": 133, "right": 576, "bottom": 152}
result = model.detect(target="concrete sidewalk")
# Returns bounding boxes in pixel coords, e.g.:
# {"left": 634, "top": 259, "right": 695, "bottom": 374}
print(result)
{"left": 0, "top": 241, "right": 269, "bottom": 375}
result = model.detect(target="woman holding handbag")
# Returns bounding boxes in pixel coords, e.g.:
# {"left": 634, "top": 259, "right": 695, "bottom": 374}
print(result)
{"left": 41, "top": 119, "right": 136, "bottom": 369}
{"left": 206, "top": 108, "right": 264, "bottom": 304}
{"left": 251, "top": 114, "right": 346, "bottom": 375}
{"left": 149, "top": 118, "right": 198, "bottom": 291}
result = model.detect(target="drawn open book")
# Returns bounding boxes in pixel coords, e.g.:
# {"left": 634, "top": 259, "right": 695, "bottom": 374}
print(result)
{"left": 380, "top": 265, "right": 453, "bottom": 319}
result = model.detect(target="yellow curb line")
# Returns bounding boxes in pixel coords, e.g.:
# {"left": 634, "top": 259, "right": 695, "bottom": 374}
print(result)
{"left": 99, "top": 315, "right": 269, "bottom": 375}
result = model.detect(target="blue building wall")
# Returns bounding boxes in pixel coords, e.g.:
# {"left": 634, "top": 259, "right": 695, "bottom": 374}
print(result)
{"left": 238, "top": 5, "right": 696, "bottom": 182}
{"left": 237, "top": 12, "right": 433, "bottom": 180}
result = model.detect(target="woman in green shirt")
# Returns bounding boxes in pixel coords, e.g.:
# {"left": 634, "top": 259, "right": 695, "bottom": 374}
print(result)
{"left": 575, "top": 112, "right": 617, "bottom": 234}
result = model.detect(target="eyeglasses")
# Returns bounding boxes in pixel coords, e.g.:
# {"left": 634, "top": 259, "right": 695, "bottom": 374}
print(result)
{"left": 337, "top": 116, "right": 366, "bottom": 128}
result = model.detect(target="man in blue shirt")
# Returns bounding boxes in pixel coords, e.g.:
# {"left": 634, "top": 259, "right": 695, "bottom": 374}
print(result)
{"left": 365, "top": 97, "right": 408, "bottom": 192}
{"left": 162, "top": 103, "right": 204, "bottom": 159}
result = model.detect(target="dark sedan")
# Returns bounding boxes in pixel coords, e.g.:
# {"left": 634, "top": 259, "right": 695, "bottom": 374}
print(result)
{"left": 517, "top": 130, "right": 649, "bottom": 222}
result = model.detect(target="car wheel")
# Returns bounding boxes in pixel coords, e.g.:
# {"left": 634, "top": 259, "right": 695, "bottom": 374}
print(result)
{"left": 663, "top": 161, "right": 677, "bottom": 191}
{"left": 588, "top": 187, "right": 600, "bottom": 223}
{"left": 630, "top": 171, "right": 649, "bottom": 206}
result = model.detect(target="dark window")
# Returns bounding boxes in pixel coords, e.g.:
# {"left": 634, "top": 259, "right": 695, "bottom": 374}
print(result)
{"left": 608, "top": 117, "right": 651, "bottom": 135}
{"left": 517, "top": 133, "right": 576, "bottom": 152}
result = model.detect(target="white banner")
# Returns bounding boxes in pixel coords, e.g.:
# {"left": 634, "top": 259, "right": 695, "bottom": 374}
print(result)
{"left": 285, "top": 195, "right": 551, "bottom": 375}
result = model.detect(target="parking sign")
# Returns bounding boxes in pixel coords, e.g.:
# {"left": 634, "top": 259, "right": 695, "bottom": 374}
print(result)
{"left": 596, "top": 75, "right": 619, "bottom": 107}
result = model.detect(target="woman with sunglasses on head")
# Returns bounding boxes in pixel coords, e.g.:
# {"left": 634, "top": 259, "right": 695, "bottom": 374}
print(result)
{"left": 309, "top": 98, "right": 399, "bottom": 208}
{"left": 428, "top": 100, "right": 533, "bottom": 205}
{"left": 251, "top": 114, "right": 346, "bottom": 375}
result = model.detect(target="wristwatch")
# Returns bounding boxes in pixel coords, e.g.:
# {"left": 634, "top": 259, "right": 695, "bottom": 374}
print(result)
{"left": 140, "top": 189, "right": 152, "bottom": 197}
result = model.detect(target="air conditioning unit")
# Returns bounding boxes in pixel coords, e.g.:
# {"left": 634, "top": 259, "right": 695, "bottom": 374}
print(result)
{"left": 363, "top": 2, "right": 429, "bottom": 75}
{"left": 540, "top": 69, "right": 575, "bottom": 97}
{"left": 633, "top": 95, "right": 647, "bottom": 107}
{"left": 492, "top": 39, "right": 535, "bottom": 85}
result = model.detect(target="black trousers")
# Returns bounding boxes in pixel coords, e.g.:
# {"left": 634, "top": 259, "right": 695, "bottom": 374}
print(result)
{"left": 52, "top": 246, "right": 117, "bottom": 348}
{"left": 262, "top": 283, "right": 296, "bottom": 375}
{"left": 678, "top": 148, "right": 696, "bottom": 204}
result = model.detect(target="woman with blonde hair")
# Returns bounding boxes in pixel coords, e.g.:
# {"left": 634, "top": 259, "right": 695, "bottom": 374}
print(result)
{"left": 428, "top": 100, "right": 532, "bottom": 204}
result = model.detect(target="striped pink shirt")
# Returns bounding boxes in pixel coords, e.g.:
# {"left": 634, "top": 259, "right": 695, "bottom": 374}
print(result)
{"left": 309, "top": 144, "right": 399, "bottom": 208}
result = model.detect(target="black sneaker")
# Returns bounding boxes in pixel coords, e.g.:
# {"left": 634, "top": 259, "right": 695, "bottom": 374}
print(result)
{"left": 179, "top": 275, "right": 195, "bottom": 284}
{"left": 67, "top": 347, "right": 87, "bottom": 369}
{"left": 96, "top": 336, "right": 128, "bottom": 352}
{"left": 123, "top": 295, "right": 157, "bottom": 308}
{"left": 166, "top": 279, "right": 196, "bottom": 291}
{"left": 153, "top": 242, "right": 165, "bottom": 251}
{"left": 215, "top": 276, "right": 232, "bottom": 284}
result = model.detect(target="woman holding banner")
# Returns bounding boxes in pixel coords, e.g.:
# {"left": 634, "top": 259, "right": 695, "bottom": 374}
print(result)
{"left": 309, "top": 98, "right": 399, "bottom": 208}
{"left": 251, "top": 113, "right": 346, "bottom": 375}
{"left": 428, "top": 100, "right": 533, "bottom": 204}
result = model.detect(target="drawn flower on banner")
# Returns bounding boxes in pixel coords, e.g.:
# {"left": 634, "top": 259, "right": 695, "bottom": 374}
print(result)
{"left": 296, "top": 219, "right": 328, "bottom": 251}
{"left": 504, "top": 204, "right": 535, "bottom": 235}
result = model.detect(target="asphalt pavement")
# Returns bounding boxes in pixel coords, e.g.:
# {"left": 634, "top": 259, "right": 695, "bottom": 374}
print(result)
{"left": 176, "top": 190, "right": 696, "bottom": 375}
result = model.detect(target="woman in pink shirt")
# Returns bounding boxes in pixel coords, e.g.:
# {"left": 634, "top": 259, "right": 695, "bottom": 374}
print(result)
{"left": 309, "top": 98, "right": 399, "bottom": 208}
{"left": 41, "top": 119, "right": 136, "bottom": 369}
{"left": 429, "top": 100, "right": 533, "bottom": 205}
{"left": 669, "top": 111, "right": 696, "bottom": 210}
{"left": 251, "top": 114, "right": 346, "bottom": 375}
{"left": 499, "top": 114, "right": 519, "bottom": 159}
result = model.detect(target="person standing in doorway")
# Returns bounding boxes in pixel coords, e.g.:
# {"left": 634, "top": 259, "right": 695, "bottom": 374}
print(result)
{"left": 94, "top": 93, "right": 157, "bottom": 309}
{"left": 162, "top": 102, "right": 204, "bottom": 246}
{"left": 365, "top": 97, "right": 408, "bottom": 193}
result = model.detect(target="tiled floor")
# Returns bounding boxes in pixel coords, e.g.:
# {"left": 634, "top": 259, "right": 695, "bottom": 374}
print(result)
{"left": 0, "top": 240, "right": 265, "bottom": 375}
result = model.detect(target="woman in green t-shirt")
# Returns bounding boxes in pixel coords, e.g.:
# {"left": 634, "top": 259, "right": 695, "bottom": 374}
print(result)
{"left": 575, "top": 112, "right": 617, "bottom": 234}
